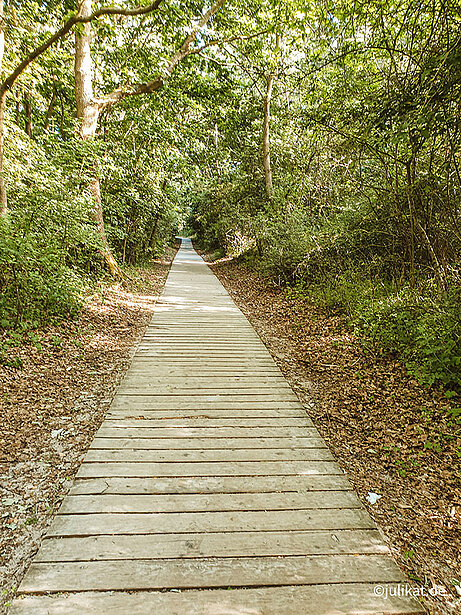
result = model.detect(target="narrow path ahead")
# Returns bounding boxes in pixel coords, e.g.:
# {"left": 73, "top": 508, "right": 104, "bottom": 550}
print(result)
{"left": 11, "top": 239, "right": 424, "bottom": 614}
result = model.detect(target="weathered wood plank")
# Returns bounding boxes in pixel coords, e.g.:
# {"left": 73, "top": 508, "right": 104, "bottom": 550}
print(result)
{"left": 84, "top": 448, "right": 334, "bottom": 463}
{"left": 102, "top": 418, "right": 312, "bottom": 427}
{"left": 47, "top": 509, "right": 375, "bottom": 536}
{"left": 126, "top": 369, "right": 283, "bottom": 375}
{"left": 69, "top": 475, "right": 352, "bottom": 495}
{"left": 18, "top": 555, "right": 402, "bottom": 593}
{"left": 118, "top": 383, "right": 291, "bottom": 391}
{"left": 117, "top": 387, "right": 295, "bottom": 395}
{"left": 110, "top": 397, "right": 302, "bottom": 407}
{"left": 76, "top": 460, "right": 342, "bottom": 478}
{"left": 112, "top": 393, "right": 299, "bottom": 401}
{"left": 7, "top": 584, "right": 425, "bottom": 615}
{"left": 58, "top": 491, "right": 361, "bottom": 514}
{"left": 120, "top": 378, "right": 288, "bottom": 386}
{"left": 95, "top": 427, "right": 321, "bottom": 439}
{"left": 35, "top": 529, "right": 388, "bottom": 562}
{"left": 108, "top": 410, "right": 310, "bottom": 419}
{"left": 90, "top": 436, "right": 325, "bottom": 448}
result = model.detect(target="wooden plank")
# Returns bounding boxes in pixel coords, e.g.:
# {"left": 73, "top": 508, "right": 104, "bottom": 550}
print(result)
{"left": 95, "top": 427, "right": 321, "bottom": 438}
{"left": 119, "top": 381, "right": 291, "bottom": 389}
{"left": 129, "top": 361, "right": 279, "bottom": 367}
{"left": 136, "top": 351, "right": 272, "bottom": 356}
{"left": 35, "top": 529, "right": 388, "bottom": 562}
{"left": 126, "top": 368, "right": 282, "bottom": 374}
{"left": 108, "top": 404, "right": 309, "bottom": 418}
{"left": 120, "top": 377, "right": 288, "bottom": 384}
{"left": 69, "top": 475, "right": 352, "bottom": 495}
{"left": 18, "top": 555, "right": 402, "bottom": 593}
{"left": 108, "top": 410, "right": 309, "bottom": 419}
{"left": 76, "top": 460, "right": 342, "bottom": 478}
{"left": 137, "top": 344, "right": 268, "bottom": 348}
{"left": 58, "top": 491, "right": 361, "bottom": 514}
{"left": 117, "top": 387, "right": 295, "bottom": 395}
{"left": 113, "top": 393, "right": 299, "bottom": 400}
{"left": 84, "top": 448, "right": 334, "bottom": 463}
{"left": 7, "top": 584, "right": 426, "bottom": 615}
{"left": 123, "top": 378, "right": 283, "bottom": 388}
{"left": 101, "top": 418, "right": 313, "bottom": 427}
{"left": 47, "top": 509, "right": 375, "bottom": 537}
{"left": 128, "top": 364, "right": 280, "bottom": 369}
{"left": 90, "top": 436, "right": 325, "bottom": 448}
{"left": 110, "top": 397, "right": 302, "bottom": 407}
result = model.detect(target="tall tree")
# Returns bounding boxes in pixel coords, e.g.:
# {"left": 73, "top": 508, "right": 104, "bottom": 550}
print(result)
{"left": 0, "top": 1, "right": 168, "bottom": 216}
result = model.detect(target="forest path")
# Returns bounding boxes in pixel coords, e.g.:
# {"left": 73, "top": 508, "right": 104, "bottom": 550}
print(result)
{"left": 10, "top": 239, "right": 424, "bottom": 614}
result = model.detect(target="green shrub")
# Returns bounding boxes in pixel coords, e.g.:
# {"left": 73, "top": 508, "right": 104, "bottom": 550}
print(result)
{"left": 353, "top": 286, "right": 461, "bottom": 391}
{"left": 0, "top": 125, "right": 101, "bottom": 329}
{"left": 255, "top": 210, "right": 316, "bottom": 283}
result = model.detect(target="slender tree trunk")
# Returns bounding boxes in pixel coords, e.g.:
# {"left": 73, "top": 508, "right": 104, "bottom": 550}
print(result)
{"left": 24, "top": 93, "right": 33, "bottom": 137}
{"left": 74, "top": 0, "right": 121, "bottom": 276}
{"left": 0, "top": 0, "right": 4, "bottom": 75}
{"left": 0, "top": 0, "right": 6, "bottom": 215}
{"left": 262, "top": 73, "right": 274, "bottom": 201}
{"left": 0, "top": 91, "right": 7, "bottom": 215}
{"left": 214, "top": 122, "right": 221, "bottom": 183}
{"left": 44, "top": 84, "right": 57, "bottom": 131}
{"left": 262, "top": 34, "right": 280, "bottom": 203}
{"left": 149, "top": 213, "right": 160, "bottom": 249}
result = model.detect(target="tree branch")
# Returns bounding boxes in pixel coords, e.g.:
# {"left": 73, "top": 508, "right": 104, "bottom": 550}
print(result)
{"left": 0, "top": 1, "right": 163, "bottom": 97}
{"left": 96, "top": 0, "right": 230, "bottom": 109}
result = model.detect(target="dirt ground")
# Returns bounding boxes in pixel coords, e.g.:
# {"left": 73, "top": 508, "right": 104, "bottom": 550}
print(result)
{"left": 0, "top": 250, "right": 175, "bottom": 612}
{"left": 208, "top": 256, "right": 461, "bottom": 615}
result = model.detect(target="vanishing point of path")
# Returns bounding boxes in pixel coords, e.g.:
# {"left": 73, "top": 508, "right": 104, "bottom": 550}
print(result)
{"left": 10, "top": 239, "right": 424, "bottom": 614}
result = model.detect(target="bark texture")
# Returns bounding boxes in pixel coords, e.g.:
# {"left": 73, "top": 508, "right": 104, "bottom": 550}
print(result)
{"left": 0, "top": 92, "right": 7, "bottom": 216}
{"left": 0, "top": 0, "right": 6, "bottom": 215}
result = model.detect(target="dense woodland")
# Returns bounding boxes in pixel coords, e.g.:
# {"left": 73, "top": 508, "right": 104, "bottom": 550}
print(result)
{"left": 0, "top": 0, "right": 460, "bottom": 393}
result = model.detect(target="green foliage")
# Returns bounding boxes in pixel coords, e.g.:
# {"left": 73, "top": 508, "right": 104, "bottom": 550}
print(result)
{"left": 0, "top": 125, "right": 101, "bottom": 329}
{"left": 254, "top": 209, "right": 316, "bottom": 283}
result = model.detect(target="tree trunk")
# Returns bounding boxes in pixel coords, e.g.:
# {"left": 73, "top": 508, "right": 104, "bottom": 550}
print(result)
{"left": 0, "top": 91, "right": 7, "bottom": 215}
{"left": 262, "top": 73, "right": 274, "bottom": 201}
{"left": 149, "top": 213, "right": 160, "bottom": 249}
{"left": 44, "top": 84, "right": 57, "bottom": 131}
{"left": 262, "top": 34, "right": 281, "bottom": 203}
{"left": 214, "top": 122, "right": 221, "bottom": 183}
{"left": 74, "top": 0, "right": 121, "bottom": 276}
{"left": 0, "top": 0, "right": 4, "bottom": 75}
{"left": 0, "top": 1, "right": 6, "bottom": 215}
{"left": 24, "top": 93, "right": 33, "bottom": 137}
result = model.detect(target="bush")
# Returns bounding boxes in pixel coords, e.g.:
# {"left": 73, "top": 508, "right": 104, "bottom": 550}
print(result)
{"left": 0, "top": 124, "right": 101, "bottom": 329}
{"left": 353, "top": 285, "right": 461, "bottom": 391}
{"left": 255, "top": 210, "right": 316, "bottom": 283}
{"left": 0, "top": 225, "right": 86, "bottom": 328}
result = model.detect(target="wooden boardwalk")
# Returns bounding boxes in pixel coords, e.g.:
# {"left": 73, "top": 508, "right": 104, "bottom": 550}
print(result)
{"left": 10, "top": 239, "right": 424, "bottom": 614}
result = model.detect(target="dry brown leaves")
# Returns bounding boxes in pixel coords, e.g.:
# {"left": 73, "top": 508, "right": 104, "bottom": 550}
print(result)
{"left": 211, "top": 258, "right": 461, "bottom": 615}
{"left": 0, "top": 251, "right": 175, "bottom": 612}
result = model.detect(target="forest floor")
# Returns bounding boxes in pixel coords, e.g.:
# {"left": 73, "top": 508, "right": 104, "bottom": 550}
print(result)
{"left": 207, "top": 255, "right": 461, "bottom": 615}
{"left": 0, "top": 248, "right": 176, "bottom": 613}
